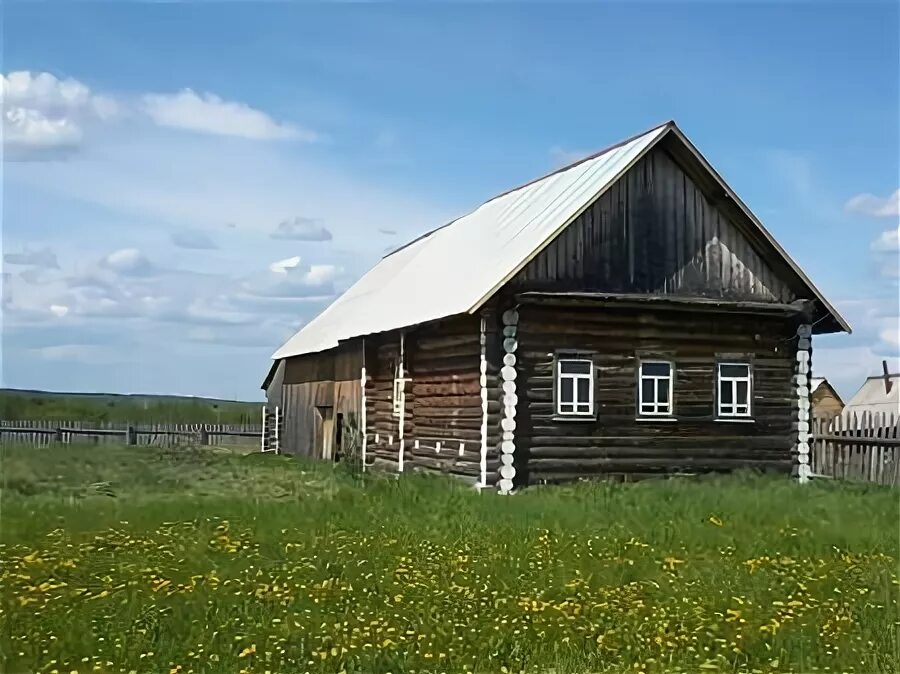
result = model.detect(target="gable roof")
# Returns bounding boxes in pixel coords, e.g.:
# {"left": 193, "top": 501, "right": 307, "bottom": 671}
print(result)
{"left": 809, "top": 377, "right": 845, "bottom": 406}
{"left": 273, "top": 121, "right": 850, "bottom": 360}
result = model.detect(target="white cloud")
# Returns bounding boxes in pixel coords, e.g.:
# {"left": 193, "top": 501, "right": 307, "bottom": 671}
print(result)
{"left": 271, "top": 216, "right": 333, "bottom": 241}
{"left": 244, "top": 258, "right": 339, "bottom": 300}
{"left": 3, "top": 246, "right": 59, "bottom": 268}
{"left": 304, "top": 264, "right": 338, "bottom": 286}
{"left": 880, "top": 326, "right": 900, "bottom": 348}
{"left": 1, "top": 71, "right": 116, "bottom": 117}
{"left": 99, "top": 248, "right": 154, "bottom": 276}
{"left": 845, "top": 189, "right": 900, "bottom": 218}
{"left": 269, "top": 255, "right": 302, "bottom": 274}
{"left": 142, "top": 89, "right": 314, "bottom": 141}
{"left": 49, "top": 304, "right": 69, "bottom": 317}
{"left": 171, "top": 229, "right": 217, "bottom": 250}
{"left": 872, "top": 227, "right": 900, "bottom": 253}
{"left": 33, "top": 344, "right": 110, "bottom": 363}
{"left": 1, "top": 71, "right": 116, "bottom": 161}
{"left": 3, "top": 108, "right": 83, "bottom": 159}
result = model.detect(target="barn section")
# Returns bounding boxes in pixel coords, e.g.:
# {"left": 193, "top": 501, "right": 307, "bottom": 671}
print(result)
{"left": 272, "top": 342, "right": 363, "bottom": 457}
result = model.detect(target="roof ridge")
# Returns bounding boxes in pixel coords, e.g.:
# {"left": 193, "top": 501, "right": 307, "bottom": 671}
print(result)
{"left": 489, "top": 119, "right": 674, "bottom": 202}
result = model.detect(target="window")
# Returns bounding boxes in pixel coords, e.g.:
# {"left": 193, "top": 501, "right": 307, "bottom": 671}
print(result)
{"left": 556, "top": 358, "right": 594, "bottom": 416}
{"left": 639, "top": 361, "right": 673, "bottom": 416}
{"left": 718, "top": 363, "right": 751, "bottom": 417}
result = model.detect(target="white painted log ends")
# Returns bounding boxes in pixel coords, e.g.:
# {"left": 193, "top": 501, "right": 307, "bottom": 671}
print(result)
{"left": 499, "top": 309, "right": 519, "bottom": 494}
{"left": 795, "top": 323, "right": 812, "bottom": 484}
{"left": 479, "top": 317, "right": 489, "bottom": 488}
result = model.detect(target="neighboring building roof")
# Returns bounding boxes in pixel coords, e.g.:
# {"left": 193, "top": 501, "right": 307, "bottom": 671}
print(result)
{"left": 843, "top": 374, "right": 900, "bottom": 418}
{"left": 273, "top": 121, "right": 850, "bottom": 360}
{"left": 809, "top": 377, "right": 845, "bottom": 407}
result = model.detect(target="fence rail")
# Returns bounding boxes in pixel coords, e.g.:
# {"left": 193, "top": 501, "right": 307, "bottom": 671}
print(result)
{"left": 0, "top": 420, "right": 262, "bottom": 448}
{"left": 810, "top": 412, "right": 900, "bottom": 486}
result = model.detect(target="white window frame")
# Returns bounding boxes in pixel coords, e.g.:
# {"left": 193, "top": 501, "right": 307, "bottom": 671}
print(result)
{"left": 638, "top": 360, "right": 674, "bottom": 417}
{"left": 717, "top": 362, "right": 752, "bottom": 418}
{"left": 556, "top": 358, "right": 594, "bottom": 417}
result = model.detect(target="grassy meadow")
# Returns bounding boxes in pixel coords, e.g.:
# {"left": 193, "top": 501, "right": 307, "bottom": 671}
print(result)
{"left": 1, "top": 444, "right": 898, "bottom": 674}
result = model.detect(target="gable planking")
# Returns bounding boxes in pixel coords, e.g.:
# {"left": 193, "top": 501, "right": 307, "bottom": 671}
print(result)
{"left": 510, "top": 144, "right": 797, "bottom": 303}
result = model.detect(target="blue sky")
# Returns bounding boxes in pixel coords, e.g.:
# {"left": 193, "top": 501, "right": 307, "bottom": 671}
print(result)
{"left": 2, "top": 1, "right": 898, "bottom": 400}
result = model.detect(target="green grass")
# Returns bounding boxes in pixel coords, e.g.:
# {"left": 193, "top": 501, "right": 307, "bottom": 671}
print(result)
{"left": 1, "top": 444, "right": 897, "bottom": 674}
{"left": 0, "top": 389, "right": 260, "bottom": 423}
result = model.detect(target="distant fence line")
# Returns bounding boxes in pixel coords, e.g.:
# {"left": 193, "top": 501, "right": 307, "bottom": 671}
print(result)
{"left": 0, "top": 420, "right": 263, "bottom": 448}
{"left": 810, "top": 412, "right": 900, "bottom": 487}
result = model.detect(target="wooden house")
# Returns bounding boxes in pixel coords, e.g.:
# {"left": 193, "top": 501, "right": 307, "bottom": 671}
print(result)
{"left": 263, "top": 121, "right": 850, "bottom": 490}
{"left": 808, "top": 377, "right": 845, "bottom": 422}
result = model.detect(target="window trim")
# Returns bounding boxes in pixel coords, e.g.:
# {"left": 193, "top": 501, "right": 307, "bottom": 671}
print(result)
{"left": 637, "top": 359, "right": 675, "bottom": 418}
{"left": 716, "top": 361, "right": 753, "bottom": 419}
{"left": 554, "top": 355, "right": 596, "bottom": 419}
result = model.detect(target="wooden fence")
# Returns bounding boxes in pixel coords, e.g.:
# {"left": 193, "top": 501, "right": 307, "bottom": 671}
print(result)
{"left": 810, "top": 412, "right": 900, "bottom": 486}
{"left": 0, "top": 420, "right": 263, "bottom": 448}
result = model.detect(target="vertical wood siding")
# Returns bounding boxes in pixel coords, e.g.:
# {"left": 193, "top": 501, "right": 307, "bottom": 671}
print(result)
{"left": 514, "top": 304, "right": 797, "bottom": 484}
{"left": 511, "top": 145, "right": 796, "bottom": 303}
{"left": 278, "top": 341, "right": 364, "bottom": 457}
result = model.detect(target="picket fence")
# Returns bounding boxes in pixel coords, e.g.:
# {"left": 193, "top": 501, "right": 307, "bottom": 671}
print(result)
{"left": 810, "top": 412, "right": 900, "bottom": 486}
{"left": 0, "top": 420, "right": 262, "bottom": 448}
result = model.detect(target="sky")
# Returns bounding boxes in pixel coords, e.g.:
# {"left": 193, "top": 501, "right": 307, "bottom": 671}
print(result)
{"left": 2, "top": 1, "right": 898, "bottom": 402}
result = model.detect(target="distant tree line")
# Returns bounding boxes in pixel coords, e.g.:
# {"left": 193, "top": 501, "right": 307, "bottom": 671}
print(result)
{"left": 0, "top": 390, "right": 260, "bottom": 424}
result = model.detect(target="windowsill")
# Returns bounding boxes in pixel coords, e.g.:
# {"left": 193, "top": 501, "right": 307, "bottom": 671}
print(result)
{"left": 635, "top": 416, "right": 678, "bottom": 423}
{"left": 715, "top": 417, "right": 755, "bottom": 424}
{"left": 552, "top": 415, "right": 597, "bottom": 423}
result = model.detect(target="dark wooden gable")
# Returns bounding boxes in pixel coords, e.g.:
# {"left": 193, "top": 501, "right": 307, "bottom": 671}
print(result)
{"left": 510, "top": 141, "right": 797, "bottom": 303}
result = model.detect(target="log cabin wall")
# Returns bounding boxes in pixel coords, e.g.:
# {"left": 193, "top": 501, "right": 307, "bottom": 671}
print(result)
{"left": 365, "top": 315, "right": 499, "bottom": 483}
{"left": 509, "top": 143, "right": 797, "bottom": 304}
{"left": 513, "top": 303, "right": 799, "bottom": 484}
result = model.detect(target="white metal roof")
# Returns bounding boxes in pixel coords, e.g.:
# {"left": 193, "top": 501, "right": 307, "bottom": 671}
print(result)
{"left": 273, "top": 123, "right": 669, "bottom": 358}
{"left": 273, "top": 121, "right": 850, "bottom": 360}
{"left": 842, "top": 375, "right": 900, "bottom": 418}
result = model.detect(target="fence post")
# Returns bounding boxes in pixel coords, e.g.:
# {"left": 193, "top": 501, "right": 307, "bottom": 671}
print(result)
{"left": 126, "top": 425, "right": 137, "bottom": 445}
{"left": 200, "top": 426, "right": 209, "bottom": 446}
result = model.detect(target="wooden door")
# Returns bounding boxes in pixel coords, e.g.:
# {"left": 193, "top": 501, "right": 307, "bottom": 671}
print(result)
{"left": 318, "top": 406, "right": 334, "bottom": 460}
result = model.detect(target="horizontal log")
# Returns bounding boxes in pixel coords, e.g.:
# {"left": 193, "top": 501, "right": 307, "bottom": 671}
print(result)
{"left": 814, "top": 434, "right": 900, "bottom": 448}
{"left": 527, "top": 436, "right": 791, "bottom": 450}
{"left": 414, "top": 334, "right": 480, "bottom": 351}
{"left": 527, "top": 447, "right": 789, "bottom": 462}
{"left": 413, "top": 382, "right": 480, "bottom": 396}
{"left": 413, "top": 394, "right": 483, "bottom": 407}
{"left": 528, "top": 456, "right": 791, "bottom": 475}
